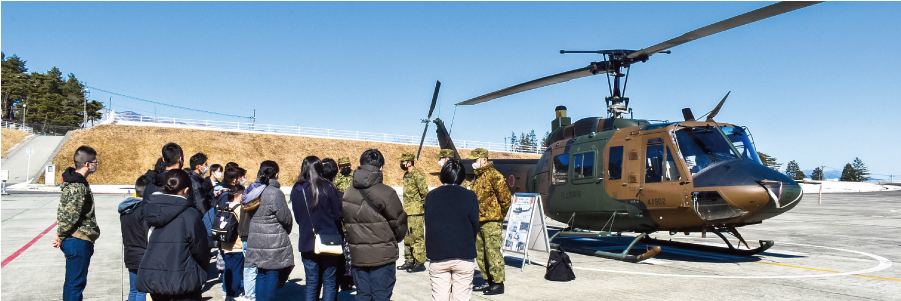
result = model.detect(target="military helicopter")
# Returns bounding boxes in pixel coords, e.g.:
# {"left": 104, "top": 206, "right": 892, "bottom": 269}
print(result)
{"left": 415, "top": 2, "right": 818, "bottom": 262}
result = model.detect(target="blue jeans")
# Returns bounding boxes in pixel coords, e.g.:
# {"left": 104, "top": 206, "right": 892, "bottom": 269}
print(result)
{"left": 60, "top": 237, "right": 93, "bottom": 301}
{"left": 301, "top": 252, "right": 341, "bottom": 301}
{"left": 243, "top": 249, "right": 256, "bottom": 300}
{"left": 128, "top": 269, "right": 147, "bottom": 301}
{"left": 222, "top": 252, "right": 244, "bottom": 297}
{"left": 255, "top": 268, "right": 281, "bottom": 301}
{"left": 352, "top": 263, "right": 396, "bottom": 301}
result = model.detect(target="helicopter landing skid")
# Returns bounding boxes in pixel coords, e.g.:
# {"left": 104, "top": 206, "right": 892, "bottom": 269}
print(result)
{"left": 550, "top": 232, "right": 662, "bottom": 263}
{"left": 640, "top": 235, "right": 774, "bottom": 256}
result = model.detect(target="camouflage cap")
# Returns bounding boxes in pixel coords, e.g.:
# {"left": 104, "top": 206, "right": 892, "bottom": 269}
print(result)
{"left": 399, "top": 152, "right": 415, "bottom": 162}
{"left": 337, "top": 157, "right": 351, "bottom": 165}
{"left": 469, "top": 148, "right": 489, "bottom": 160}
{"left": 436, "top": 149, "right": 455, "bottom": 159}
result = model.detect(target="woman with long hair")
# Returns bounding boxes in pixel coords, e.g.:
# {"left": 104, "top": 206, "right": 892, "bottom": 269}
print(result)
{"left": 136, "top": 169, "right": 210, "bottom": 301}
{"left": 291, "top": 156, "right": 344, "bottom": 301}
{"left": 244, "top": 161, "right": 294, "bottom": 301}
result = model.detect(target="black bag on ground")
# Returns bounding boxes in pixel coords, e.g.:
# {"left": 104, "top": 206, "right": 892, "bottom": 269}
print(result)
{"left": 545, "top": 247, "right": 576, "bottom": 282}
{"left": 211, "top": 199, "right": 239, "bottom": 244}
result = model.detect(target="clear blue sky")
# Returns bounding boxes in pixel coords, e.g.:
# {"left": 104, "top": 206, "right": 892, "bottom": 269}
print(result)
{"left": 3, "top": 2, "right": 900, "bottom": 179}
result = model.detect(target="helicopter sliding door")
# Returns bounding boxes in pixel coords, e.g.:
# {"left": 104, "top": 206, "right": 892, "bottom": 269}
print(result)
{"left": 546, "top": 140, "right": 604, "bottom": 214}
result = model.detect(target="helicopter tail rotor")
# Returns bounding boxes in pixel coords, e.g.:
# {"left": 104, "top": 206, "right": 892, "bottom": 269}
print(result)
{"left": 416, "top": 80, "right": 441, "bottom": 160}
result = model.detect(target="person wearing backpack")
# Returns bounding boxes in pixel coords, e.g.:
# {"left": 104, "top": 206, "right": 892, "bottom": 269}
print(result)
{"left": 218, "top": 185, "right": 247, "bottom": 301}
{"left": 136, "top": 169, "right": 210, "bottom": 301}
{"left": 342, "top": 149, "right": 408, "bottom": 301}
{"left": 424, "top": 159, "right": 480, "bottom": 301}
{"left": 245, "top": 161, "right": 294, "bottom": 301}
{"left": 292, "top": 156, "right": 344, "bottom": 301}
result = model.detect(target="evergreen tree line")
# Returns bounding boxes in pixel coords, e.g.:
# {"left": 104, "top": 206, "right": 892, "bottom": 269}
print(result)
{"left": 509, "top": 130, "right": 539, "bottom": 153}
{"left": 768, "top": 153, "right": 870, "bottom": 182}
{"left": 1, "top": 53, "right": 103, "bottom": 134}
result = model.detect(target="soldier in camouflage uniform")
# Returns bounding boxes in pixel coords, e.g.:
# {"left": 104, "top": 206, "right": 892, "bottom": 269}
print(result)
{"left": 436, "top": 149, "right": 455, "bottom": 167}
{"left": 468, "top": 148, "right": 511, "bottom": 295}
{"left": 334, "top": 156, "right": 354, "bottom": 193}
{"left": 51, "top": 146, "right": 101, "bottom": 301}
{"left": 398, "top": 152, "right": 429, "bottom": 273}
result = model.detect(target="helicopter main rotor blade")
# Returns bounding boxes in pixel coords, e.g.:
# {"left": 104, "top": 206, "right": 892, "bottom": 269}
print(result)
{"left": 456, "top": 62, "right": 610, "bottom": 106}
{"left": 428, "top": 81, "right": 441, "bottom": 118}
{"left": 627, "top": 1, "right": 821, "bottom": 61}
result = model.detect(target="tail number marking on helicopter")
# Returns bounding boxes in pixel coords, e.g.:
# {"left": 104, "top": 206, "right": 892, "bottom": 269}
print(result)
{"left": 648, "top": 198, "right": 666, "bottom": 206}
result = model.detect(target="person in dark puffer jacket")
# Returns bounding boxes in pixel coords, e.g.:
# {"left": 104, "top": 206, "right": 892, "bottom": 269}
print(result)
{"left": 119, "top": 175, "right": 150, "bottom": 301}
{"left": 137, "top": 169, "right": 210, "bottom": 301}
{"left": 342, "top": 149, "right": 407, "bottom": 301}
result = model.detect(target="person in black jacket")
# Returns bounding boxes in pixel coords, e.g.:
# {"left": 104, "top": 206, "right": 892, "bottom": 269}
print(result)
{"left": 189, "top": 152, "right": 211, "bottom": 214}
{"left": 119, "top": 175, "right": 150, "bottom": 301}
{"left": 137, "top": 169, "right": 210, "bottom": 301}
{"left": 342, "top": 149, "right": 407, "bottom": 301}
{"left": 142, "top": 143, "right": 184, "bottom": 200}
{"left": 424, "top": 159, "right": 480, "bottom": 301}
{"left": 292, "top": 156, "right": 343, "bottom": 301}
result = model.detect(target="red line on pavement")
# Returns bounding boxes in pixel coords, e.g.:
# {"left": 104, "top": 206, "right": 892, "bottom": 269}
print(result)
{"left": 2, "top": 222, "right": 58, "bottom": 268}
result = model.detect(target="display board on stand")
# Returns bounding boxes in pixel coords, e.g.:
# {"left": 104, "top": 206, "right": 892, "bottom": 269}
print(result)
{"left": 501, "top": 193, "right": 550, "bottom": 270}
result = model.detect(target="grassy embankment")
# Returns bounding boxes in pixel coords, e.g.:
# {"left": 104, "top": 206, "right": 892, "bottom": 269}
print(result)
{"left": 2, "top": 128, "right": 31, "bottom": 157}
{"left": 51, "top": 124, "right": 541, "bottom": 186}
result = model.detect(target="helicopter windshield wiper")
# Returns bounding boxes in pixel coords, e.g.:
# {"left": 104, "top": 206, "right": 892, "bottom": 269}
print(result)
{"left": 684, "top": 129, "right": 718, "bottom": 163}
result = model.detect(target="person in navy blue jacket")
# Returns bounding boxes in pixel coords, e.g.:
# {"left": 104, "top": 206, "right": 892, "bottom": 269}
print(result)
{"left": 291, "top": 156, "right": 344, "bottom": 301}
{"left": 424, "top": 159, "right": 480, "bottom": 301}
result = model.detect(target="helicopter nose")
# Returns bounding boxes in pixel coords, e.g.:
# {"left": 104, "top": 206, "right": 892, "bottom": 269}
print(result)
{"left": 692, "top": 159, "right": 802, "bottom": 216}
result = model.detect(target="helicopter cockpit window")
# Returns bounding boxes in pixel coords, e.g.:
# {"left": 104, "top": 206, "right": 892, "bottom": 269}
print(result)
{"left": 665, "top": 147, "right": 681, "bottom": 181}
{"left": 721, "top": 126, "right": 762, "bottom": 165}
{"left": 608, "top": 146, "right": 623, "bottom": 180}
{"left": 645, "top": 144, "right": 665, "bottom": 183}
{"left": 675, "top": 127, "right": 740, "bottom": 174}
{"left": 552, "top": 154, "right": 569, "bottom": 185}
{"left": 573, "top": 152, "right": 595, "bottom": 179}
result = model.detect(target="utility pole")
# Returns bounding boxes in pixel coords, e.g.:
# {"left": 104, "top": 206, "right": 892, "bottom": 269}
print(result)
{"left": 21, "top": 97, "right": 27, "bottom": 128}
{"left": 83, "top": 87, "right": 89, "bottom": 129}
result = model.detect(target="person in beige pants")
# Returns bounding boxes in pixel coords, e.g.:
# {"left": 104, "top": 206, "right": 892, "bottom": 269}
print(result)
{"left": 424, "top": 159, "right": 481, "bottom": 300}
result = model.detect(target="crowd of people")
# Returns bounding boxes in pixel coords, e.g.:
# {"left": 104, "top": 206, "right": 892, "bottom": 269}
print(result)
{"left": 52, "top": 142, "right": 513, "bottom": 301}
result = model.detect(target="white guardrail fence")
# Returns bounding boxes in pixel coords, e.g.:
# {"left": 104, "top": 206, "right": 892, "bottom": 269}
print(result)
{"left": 104, "top": 112, "right": 542, "bottom": 155}
{"left": 1, "top": 121, "right": 34, "bottom": 134}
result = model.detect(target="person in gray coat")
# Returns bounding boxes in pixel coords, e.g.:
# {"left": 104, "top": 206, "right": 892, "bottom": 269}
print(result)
{"left": 244, "top": 161, "right": 294, "bottom": 301}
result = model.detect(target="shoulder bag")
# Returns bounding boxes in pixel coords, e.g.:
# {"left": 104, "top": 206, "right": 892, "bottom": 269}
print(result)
{"left": 301, "top": 184, "right": 343, "bottom": 255}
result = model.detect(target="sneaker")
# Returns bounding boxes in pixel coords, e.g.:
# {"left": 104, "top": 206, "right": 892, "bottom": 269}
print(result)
{"left": 397, "top": 261, "right": 414, "bottom": 270}
{"left": 483, "top": 282, "right": 504, "bottom": 295}
{"left": 473, "top": 282, "right": 491, "bottom": 292}
{"left": 406, "top": 263, "right": 426, "bottom": 273}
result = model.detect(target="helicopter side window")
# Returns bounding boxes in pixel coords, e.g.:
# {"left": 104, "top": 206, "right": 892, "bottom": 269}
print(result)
{"left": 607, "top": 146, "right": 623, "bottom": 180}
{"left": 552, "top": 154, "right": 569, "bottom": 185}
{"left": 645, "top": 144, "right": 665, "bottom": 183}
{"left": 573, "top": 152, "right": 595, "bottom": 179}
{"left": 665, "top": 146, "right": 681, "bottom": 181}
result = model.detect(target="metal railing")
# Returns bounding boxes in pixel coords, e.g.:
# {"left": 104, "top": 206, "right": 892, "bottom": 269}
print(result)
{"left": 105, "top": 112, "right": 542, "bottom": 154}
{"left": 1, "top": 121, "right": 33, "bottom": 134}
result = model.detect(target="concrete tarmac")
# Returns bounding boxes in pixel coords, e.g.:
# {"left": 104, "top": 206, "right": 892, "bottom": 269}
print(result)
{"left": 2, "top": 191, "right": 899, "bottom": 300}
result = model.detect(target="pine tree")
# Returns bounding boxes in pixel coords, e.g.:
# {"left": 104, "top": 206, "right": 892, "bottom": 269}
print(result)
{"left": 509, "top": 132, "right": 518, "bottom": 152}
{"left": 541, "top": 131, "right": 550, "bottom": 147}
{"left": 840, "top": 163, "right": 856, "bottom": 182}
{"left": 851, "top": 157, "right": 870, "bottom": 182}
{"left": 785, "top": 160, "right": 806, "bottom": 180}
{"left": 811, "top": 167, "right": 825, "bottom": 181}
{"left": 757, "top": 152, "right": 782, "bottom": 171}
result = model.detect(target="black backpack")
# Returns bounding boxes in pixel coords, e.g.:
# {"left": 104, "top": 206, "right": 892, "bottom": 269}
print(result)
{"left": 545, "top": 247, "right": 576, "bottom": 282}
{"left": 211, "top": 198, "right": 239, "bottom": 244}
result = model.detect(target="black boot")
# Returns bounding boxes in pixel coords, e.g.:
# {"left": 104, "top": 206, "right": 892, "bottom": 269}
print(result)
{"left": 397, "top": 261, "right": 414, "bottom": 270}
{"left": 406, "top": 263, "right": 426, "bottom": 273}
{"left": 483, "top": 282, "right": 504, "bottom": 295}
{"left": 473, "top": 281, "right": 491, "bottom": 292}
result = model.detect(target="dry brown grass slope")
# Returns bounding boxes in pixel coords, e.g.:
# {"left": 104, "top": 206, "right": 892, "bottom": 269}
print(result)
{"left": 2, "top": 128, "right": 31, "bottom": 157}
{"left": 51, "top": 124, "right": 540, "bottom": 186}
